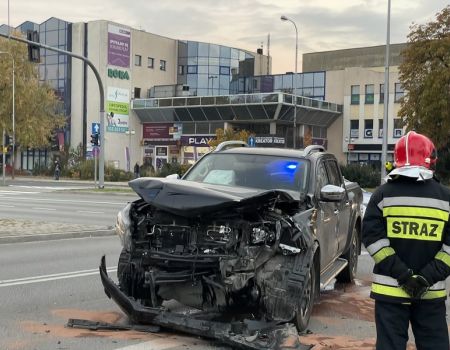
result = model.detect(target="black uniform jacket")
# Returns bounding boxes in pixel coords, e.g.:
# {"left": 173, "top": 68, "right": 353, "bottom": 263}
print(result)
{"left": 362, "top": 176, "right": 450, "bottom": 303}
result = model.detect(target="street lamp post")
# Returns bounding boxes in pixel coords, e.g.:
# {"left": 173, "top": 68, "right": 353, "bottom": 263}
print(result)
{"left": 0, "top": 51, "right": 15, "bottom": 179}
{"left": 125, "top": 129, "right": 135, "bottom": 172}
{"left": 281, "top": 15, "right": 298, "bottom": 149}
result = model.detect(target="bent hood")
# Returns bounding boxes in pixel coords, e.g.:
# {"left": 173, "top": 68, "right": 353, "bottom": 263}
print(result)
{"left": 128, "top": 177, "right": 297, "bottom": 217}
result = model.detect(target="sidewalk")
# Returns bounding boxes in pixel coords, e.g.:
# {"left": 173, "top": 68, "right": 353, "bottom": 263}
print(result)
{"left": 0, "top": 218, "right": 115, "bottom": 244}
{"left": 4, "top": 175, "right": 131, "bottom": 188}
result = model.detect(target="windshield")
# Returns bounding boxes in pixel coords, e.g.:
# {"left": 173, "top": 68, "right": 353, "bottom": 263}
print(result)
{"left": 183, "top": 153, "right": 309, "bottom": 192}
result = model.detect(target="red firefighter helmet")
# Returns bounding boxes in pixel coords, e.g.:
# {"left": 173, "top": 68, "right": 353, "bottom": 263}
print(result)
{"left": 394, "top": 131, "right": 437, "bottom": 169}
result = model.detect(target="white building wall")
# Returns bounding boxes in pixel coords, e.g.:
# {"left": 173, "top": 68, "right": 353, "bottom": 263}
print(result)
{"left": 70, "top": 20, "right": 179, "bottom": 170}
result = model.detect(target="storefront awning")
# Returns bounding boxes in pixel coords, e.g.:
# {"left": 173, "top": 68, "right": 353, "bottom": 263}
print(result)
{"left": 132, "top": 93, "right": 342, "bottom": 128}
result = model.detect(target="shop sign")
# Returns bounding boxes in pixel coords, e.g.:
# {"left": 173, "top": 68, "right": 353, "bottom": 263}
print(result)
{"left": 180, "top": 135, "right": 215, "bottom": 146}
{"left": 255, "top": 136, "right": 285, "bottom": 145}
{"left": 108, "top": 68, "right": 130, "bottom": 80}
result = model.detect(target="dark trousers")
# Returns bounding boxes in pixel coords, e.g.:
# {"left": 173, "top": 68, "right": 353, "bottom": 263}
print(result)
{"left": 375, "top": 300, "right": 449, "bottom": 350}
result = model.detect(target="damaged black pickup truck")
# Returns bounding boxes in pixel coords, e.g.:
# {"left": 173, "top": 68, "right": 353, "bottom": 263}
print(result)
{"left": 100, "top": 142, "right": 363, "bottom": 343}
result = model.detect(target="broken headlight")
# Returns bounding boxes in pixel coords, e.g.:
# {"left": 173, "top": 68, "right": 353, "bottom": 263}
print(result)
{"left": 115, "top": 203, "right": 132, "bottom": 251}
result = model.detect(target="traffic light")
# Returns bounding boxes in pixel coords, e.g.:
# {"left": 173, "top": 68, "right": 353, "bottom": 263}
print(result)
{"left": 90, "top": 133, "right": 99, "bottom": 146}
{"left": 4, "top": 134, "right": 10, "bottom": 146}
{"left": 26, "top": 30, "right": 40, "bottom": 63}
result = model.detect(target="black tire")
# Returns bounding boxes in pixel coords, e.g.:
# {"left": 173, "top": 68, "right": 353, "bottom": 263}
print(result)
{"left": 294, "top": 256, "right": 317, "bottom": 332}
{"left": 336, "top": 225, "right": 359, "bottom": 283}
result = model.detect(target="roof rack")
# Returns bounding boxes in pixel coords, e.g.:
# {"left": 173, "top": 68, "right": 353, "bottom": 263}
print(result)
{"left": 214, "top": 140, "right": 248, "bottom": 152}
{"left": 303, "top": 145, "right": 325, "bottom": 156}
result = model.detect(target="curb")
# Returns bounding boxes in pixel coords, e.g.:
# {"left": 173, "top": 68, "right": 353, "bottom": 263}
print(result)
{"left": 0, "top": 229, "right": 115, "bottom": 244}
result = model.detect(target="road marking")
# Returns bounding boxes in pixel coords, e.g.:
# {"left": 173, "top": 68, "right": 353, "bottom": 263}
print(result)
{"left": 0, "top": 190, "right": 39, "bottom": 194}
{"left": 0, "top": 204, "right": 14, "bottom": 207}
{"left": 10, "top": 185, "right": 94, "bottom": 190}
{"left": 32, "top": 207, "right": 57, "bottom": 211}
{"left": 0, "top": 195, "right": 125, "bottom": 206}
{"left": 0, "top": 267, "right": 117, "bottom": 287}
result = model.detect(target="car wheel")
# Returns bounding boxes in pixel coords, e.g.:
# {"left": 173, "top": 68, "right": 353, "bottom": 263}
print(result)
{"left": 336, "top": 225, "right": 359, "bottom": 283}
{"left": 294, "top": 257, "right": 316, "bottom": 332}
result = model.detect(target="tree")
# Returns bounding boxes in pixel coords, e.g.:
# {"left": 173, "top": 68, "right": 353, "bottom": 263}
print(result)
{"left": 208, "top": 128, "right": 251, "bottom": 148}
{"left": 398, "top": 5, "right": 450, "bottom": 148}
{"left": 0, "top": 35, "right": 66, "bottom": 156}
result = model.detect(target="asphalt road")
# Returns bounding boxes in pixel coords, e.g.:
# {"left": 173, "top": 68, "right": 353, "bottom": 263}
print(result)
{"left": 0, "top": 232, "right": 383, "bottom": 350}
{"left": 0, "top": 184, "right": 138, "bottom": 227}
{"left": 0, "top": 236, "right": 221, "bottom": 350}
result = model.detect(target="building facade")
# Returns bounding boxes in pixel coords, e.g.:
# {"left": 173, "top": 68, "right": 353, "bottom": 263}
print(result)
{"left": 303, "top": 44, "right": 406, "bottom": 166}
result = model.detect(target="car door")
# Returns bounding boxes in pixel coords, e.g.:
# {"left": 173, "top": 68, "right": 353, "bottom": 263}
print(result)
{"left": 325, "top": 159, "right": 351, "bottom": 255}
{"left": 315, "top": 161, "right": 339, "bottom": 270}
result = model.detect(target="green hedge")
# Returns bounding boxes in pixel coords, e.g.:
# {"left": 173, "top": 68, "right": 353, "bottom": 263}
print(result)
{"left": 340, "top": 164, "right": 381, "bottom": 188}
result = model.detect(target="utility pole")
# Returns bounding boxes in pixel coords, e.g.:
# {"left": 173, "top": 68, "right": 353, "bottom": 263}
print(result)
{"left": 381, "top": 0, "right": 391, "bottom": 182}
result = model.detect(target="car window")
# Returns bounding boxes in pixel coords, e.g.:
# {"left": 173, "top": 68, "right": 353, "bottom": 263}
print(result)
{"left": 184, "top": 153, "right": 309, "bottom": 192}
{"left": 203, "top": 169, "right": 235, "bottom": 185}
{"left": 316, "top": 162, "right": 328, "bottom": 192}
{"left": 325, "top": 160, "right": 343, "bottom": 187}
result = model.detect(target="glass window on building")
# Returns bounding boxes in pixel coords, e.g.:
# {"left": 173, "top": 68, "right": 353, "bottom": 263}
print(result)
{"left": 134, "top": 87, "right": 141, "bottom": 99}
{"left": 364, "top": 119, "right": 373, "bottom": 138}
{"left": 135, "top": 55, "right": 142, "bottom": 66}
{"left": 393, "top": 118, "right": 403, "bottom": 138}
{"left": 314, "top": 72, "right": 325, "bottom": 86}
{"left": 378, "top": 119, "right": 383, "bottom": 138}
{"left": 219, "top": 66, "right": 230, "bottom": 75}
{"left": 303, "top": 73, "right": 314, "bottom": 87}
{"left": 209, "top": 44, "right": 220, "bottom": 57}
{"left": 147, "top": 57, "right": 154, "bottom": 68}
{"left": 220, "top": 46, "right": 231, "bottom": 58}
{"left": 351, "top": 85, "right": 360, "bottom": 105}
{"left": 365, "top": 84, "right": 374, "bottom": 104}
{"left": 160, "top": 60, "right": 166, "bottom": 71}
{"left": 379, "top": 84, "right": 384, "bottom": 104}
{"left": 198, "top": 42, "right": 209, "bottom": 56}
{"left": 195, "top": 123, "right": 210, "bottom": 134}
{"left": 350, "top": 119, "right": 359, "bottom": 138}
{"left": 187, "top": 65, "right": 198, "bottom": 74}
{"left": 188, "top": 41, "right": 198, "bottom": 57}
{"left": 395, "top": 83, "right": 404, "bottom": 102}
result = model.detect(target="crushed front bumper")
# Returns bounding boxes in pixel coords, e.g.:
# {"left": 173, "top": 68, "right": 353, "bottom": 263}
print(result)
{"left": 99, "top": 255, "right": 311, "bottom": 350}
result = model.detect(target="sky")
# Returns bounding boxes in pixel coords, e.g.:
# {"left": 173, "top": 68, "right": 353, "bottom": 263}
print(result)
{"left": 0, "top": 0, "right": 448, "bottom": 74}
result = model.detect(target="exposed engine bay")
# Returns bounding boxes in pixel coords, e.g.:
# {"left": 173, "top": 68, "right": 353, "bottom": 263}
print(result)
{"left": 115, "top": 178, "right": 314, "bottom": 327}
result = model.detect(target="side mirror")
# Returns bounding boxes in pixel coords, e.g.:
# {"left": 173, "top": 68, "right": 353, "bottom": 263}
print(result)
{"left": 320, "top": 184, "right": 345, "bottom": 202}
{"left": 165, "top": 173, "right": 180, "bottom": 180}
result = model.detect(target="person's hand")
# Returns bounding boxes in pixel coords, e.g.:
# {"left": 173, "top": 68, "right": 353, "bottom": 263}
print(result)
{"left": 401, "top": 275, "right": 430, "bottom": 298}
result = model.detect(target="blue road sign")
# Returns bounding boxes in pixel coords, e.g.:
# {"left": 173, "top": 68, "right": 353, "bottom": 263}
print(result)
{"left": 92, "top": 122, "right": 100, "bottom": 135}
{"left": 248, "top": 136, "right": 256, "bottom": 147}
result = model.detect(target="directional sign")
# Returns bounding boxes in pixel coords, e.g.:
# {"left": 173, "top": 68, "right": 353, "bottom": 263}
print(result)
{"left": 248, "top": 136, "right": 256, "bottom": 147}
{"left": 92, "top": 122, "right": 100, "bottom": 135}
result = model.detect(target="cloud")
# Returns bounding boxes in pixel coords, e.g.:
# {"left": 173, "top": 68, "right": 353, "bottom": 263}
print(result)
{"left": 0, "top": 0, "right": 448, "bottom": 73}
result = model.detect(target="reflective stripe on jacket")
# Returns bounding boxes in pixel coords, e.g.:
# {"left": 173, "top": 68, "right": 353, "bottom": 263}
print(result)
{"left": 362, "top": 176, "right": 450, "bottom": 303}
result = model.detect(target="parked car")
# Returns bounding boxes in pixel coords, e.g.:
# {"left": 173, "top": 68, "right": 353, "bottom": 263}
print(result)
{"left": 101, "top": 142, "right": 363, "bottom": 333}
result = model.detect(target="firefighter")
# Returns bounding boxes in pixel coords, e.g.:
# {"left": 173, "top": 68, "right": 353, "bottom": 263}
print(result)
{"left": 362, "top": 131, "right": 450, "bottom": 350}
